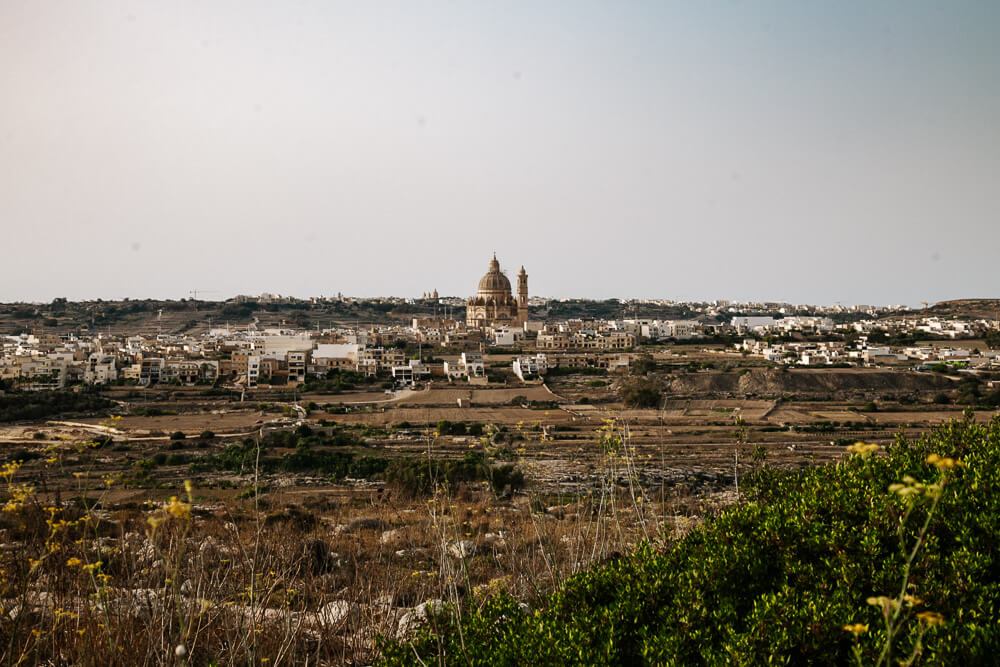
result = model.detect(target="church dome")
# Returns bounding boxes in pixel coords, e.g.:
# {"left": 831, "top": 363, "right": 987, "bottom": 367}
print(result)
{"left": 477, "top": 255, "right": 512, "bottom": 296}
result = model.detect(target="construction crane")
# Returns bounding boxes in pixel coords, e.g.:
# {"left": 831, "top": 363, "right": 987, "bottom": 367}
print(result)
{"left": 189, "top": 289, "right": 219, "bottom": 300}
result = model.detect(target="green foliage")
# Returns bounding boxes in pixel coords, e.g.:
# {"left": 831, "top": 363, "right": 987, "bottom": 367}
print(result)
{"left": 0, "top": 390, "right": 114, "bottom": 423}
{"left": 169, "top": 431, "right": 186, "bottom": 440}
{"left": 955, "top": 377, "right": 982, "bottom": 405}
{"left": 235, "top": 484, "right": 268, "bottom": 499}
{"left": 198, "top": 430, "right": 215, "bottom": 440}
{"left": 300, "top": 369, "right": 377, "bottom": 393}
{"left": 544, "top": 366, "right": 608, "bottom": 377}
{"left": 132, "top": 406, "right": 178, "bottom": 417}
{"left": 281, "top": 442, "right": 387, "bottom": 477}
{"left": 933, "top": 392, "right": 952, "bottom": 405}
{"left": 385, "top": 455, "right": 524, "bottom": 497}
{"left": 618, "top": 377, "right": 662, "bottom": 408}
{"left": 3, "top": 448, "right": 41, "bottom": 463}
{"left": 188, "top": 435, "right": 389, "bottom": 479}
{"left": 794, "top": 421, "right": 836, "bottom": 433}
{"left": 984, "top": 330, "right": 1000, "bottom": 350}
{"left": 630, "top": 353, "right": 657, "bottom": 375}
{"left": 437, "top": 419, "right": 467, "bottom": 436}
{"left": 379, "top": 415, "right": 1000, "bottom": 665}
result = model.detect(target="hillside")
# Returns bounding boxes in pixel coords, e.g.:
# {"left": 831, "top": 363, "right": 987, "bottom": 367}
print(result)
{"left": 0, "top": 299, "right": 454, "bottom": 335}
{"left": 659, "top": 368, "right": 955, "bottom": 399}
{"left": 921, "top": 299, "right": 1000, "bottom": 320}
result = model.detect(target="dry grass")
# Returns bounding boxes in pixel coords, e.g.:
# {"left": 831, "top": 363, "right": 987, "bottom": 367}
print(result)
{"left": 0, "top": 419, "right": 707, "bottom": 666}
{"left": 0, "top": 381, "right": 977, "bottom": 664}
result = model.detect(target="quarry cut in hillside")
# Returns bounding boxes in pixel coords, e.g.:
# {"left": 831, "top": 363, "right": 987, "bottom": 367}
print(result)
{"left": 658, "top": 368, "right": 956, "bottom": 398}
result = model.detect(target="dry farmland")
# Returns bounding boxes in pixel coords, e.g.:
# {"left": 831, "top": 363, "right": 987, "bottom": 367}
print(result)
{"left": 0, "top": 368, "right": 994, "bottom": 664}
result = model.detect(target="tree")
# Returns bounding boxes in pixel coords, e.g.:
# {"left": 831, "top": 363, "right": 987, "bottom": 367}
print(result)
{"left": 867, "top": 328, "right": 888, "bottom": 344}
{"left": 49, "top": 297, "right": 68, "bottom": 315}
{"left": 630, "top": 354, "right": 657, "bottom": 376}
{"left": 619, "top": 377, "right": 662, "bottom": 408}
{"left": 985, "top": 330, "right": 1000, "bottom": 350}
{"left": 956, "top": 377, "right": 982, "bottom": 405}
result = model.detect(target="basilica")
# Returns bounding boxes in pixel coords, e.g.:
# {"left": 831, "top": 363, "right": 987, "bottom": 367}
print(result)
{"left": 466, "top": 255, "right": 528, "bottom": 330}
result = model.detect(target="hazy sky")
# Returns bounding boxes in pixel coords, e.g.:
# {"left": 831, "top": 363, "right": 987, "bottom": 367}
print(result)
{"left": 2, "top": 1, "right": 998, "bottom": 306}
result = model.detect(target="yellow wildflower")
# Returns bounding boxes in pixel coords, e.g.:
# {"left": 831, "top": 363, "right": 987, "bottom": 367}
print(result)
{"left": 846, "top": 442, "right": 880, "bottom": 457}
{"left": 916, "top": 611, "right": 945, "bottom": 626}
{"left": 165, "top": 496, "right": 191, "bottom": 520}
{"left": 842, "top": 623, "right": 868, "bottom": 637}
{"left": 1, "top": 461, "right": 22, "bottom": 479}
{"left": 926, "top": 453, "right": 963, "bottom": 471}
{"left": 866, "top": 596, "right": 898, "bottom": 614}
{"left": 66, "top": 557, "right": 83, "bottom": 567}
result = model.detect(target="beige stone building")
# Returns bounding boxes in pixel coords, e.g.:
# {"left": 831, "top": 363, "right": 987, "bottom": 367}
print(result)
{"left": 466, "top": 255, "right": 528, "bottom": 330}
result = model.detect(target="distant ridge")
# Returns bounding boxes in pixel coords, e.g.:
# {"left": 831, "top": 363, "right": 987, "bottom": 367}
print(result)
{"left": 921, "top": 299, "right": 1000, "bottom": 320}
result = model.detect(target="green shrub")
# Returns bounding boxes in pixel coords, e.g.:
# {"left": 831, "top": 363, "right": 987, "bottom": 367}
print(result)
{"left": 169, "top": 431, "right": 185, "bottom": 440}
{"left": 132, "top": 406, "right": 178, "bottom": 417}
{"left": 4, "top": 449, "right": 41, "bottom": 463}
{"left": 619, "top": 377, "right": 662, "bottom": 408}
{"left": 545, "top": 366, "right": 608, "bottom": 377}
{"left": 188, "top": 434, "right": 387, "bottom": 479}
{"left": 0, "top": 390, "right": 114, "bottom": 423}
{"left": 385, "top": 456, "right": 524, "bottom": 497}
{"left": 379, "top": 413, "right": 1000, "bottom": 665}
{"left": 235, "top": 484, "right": 268, "bottom": 500}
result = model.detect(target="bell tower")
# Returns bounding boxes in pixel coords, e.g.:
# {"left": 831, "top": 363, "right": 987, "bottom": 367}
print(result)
{"left": 517, "top": 266, "right": 529, "bottom": 327}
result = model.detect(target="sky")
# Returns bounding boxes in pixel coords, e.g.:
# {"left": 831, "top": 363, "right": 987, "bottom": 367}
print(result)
{"left": 1, "top": 1, "right": 998, "bottom": 306}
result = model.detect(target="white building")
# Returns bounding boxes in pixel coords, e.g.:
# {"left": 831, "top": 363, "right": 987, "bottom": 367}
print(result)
{"left": 444, "top": 352, "right": 485, "bottom": 381}
{"left": 512, "top": 354, "right": 548, "bottom": 381}
{"left": 730, "top": 316, "right": 778, "bottom": 331}
{"left": 84, "top": 354, "right": 117, "bottom": 384}
{"left": 392, "top": 359, "right": 431, "bottom": 387}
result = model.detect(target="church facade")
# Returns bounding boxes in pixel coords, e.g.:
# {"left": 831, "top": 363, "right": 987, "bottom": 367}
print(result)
{"left": 466, "top": 255, "right": 528, "bottom": 330}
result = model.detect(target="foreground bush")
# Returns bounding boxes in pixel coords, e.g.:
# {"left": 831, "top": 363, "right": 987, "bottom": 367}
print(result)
{"left": 379, "top": 413, "right": 1000, "bottom": 665}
